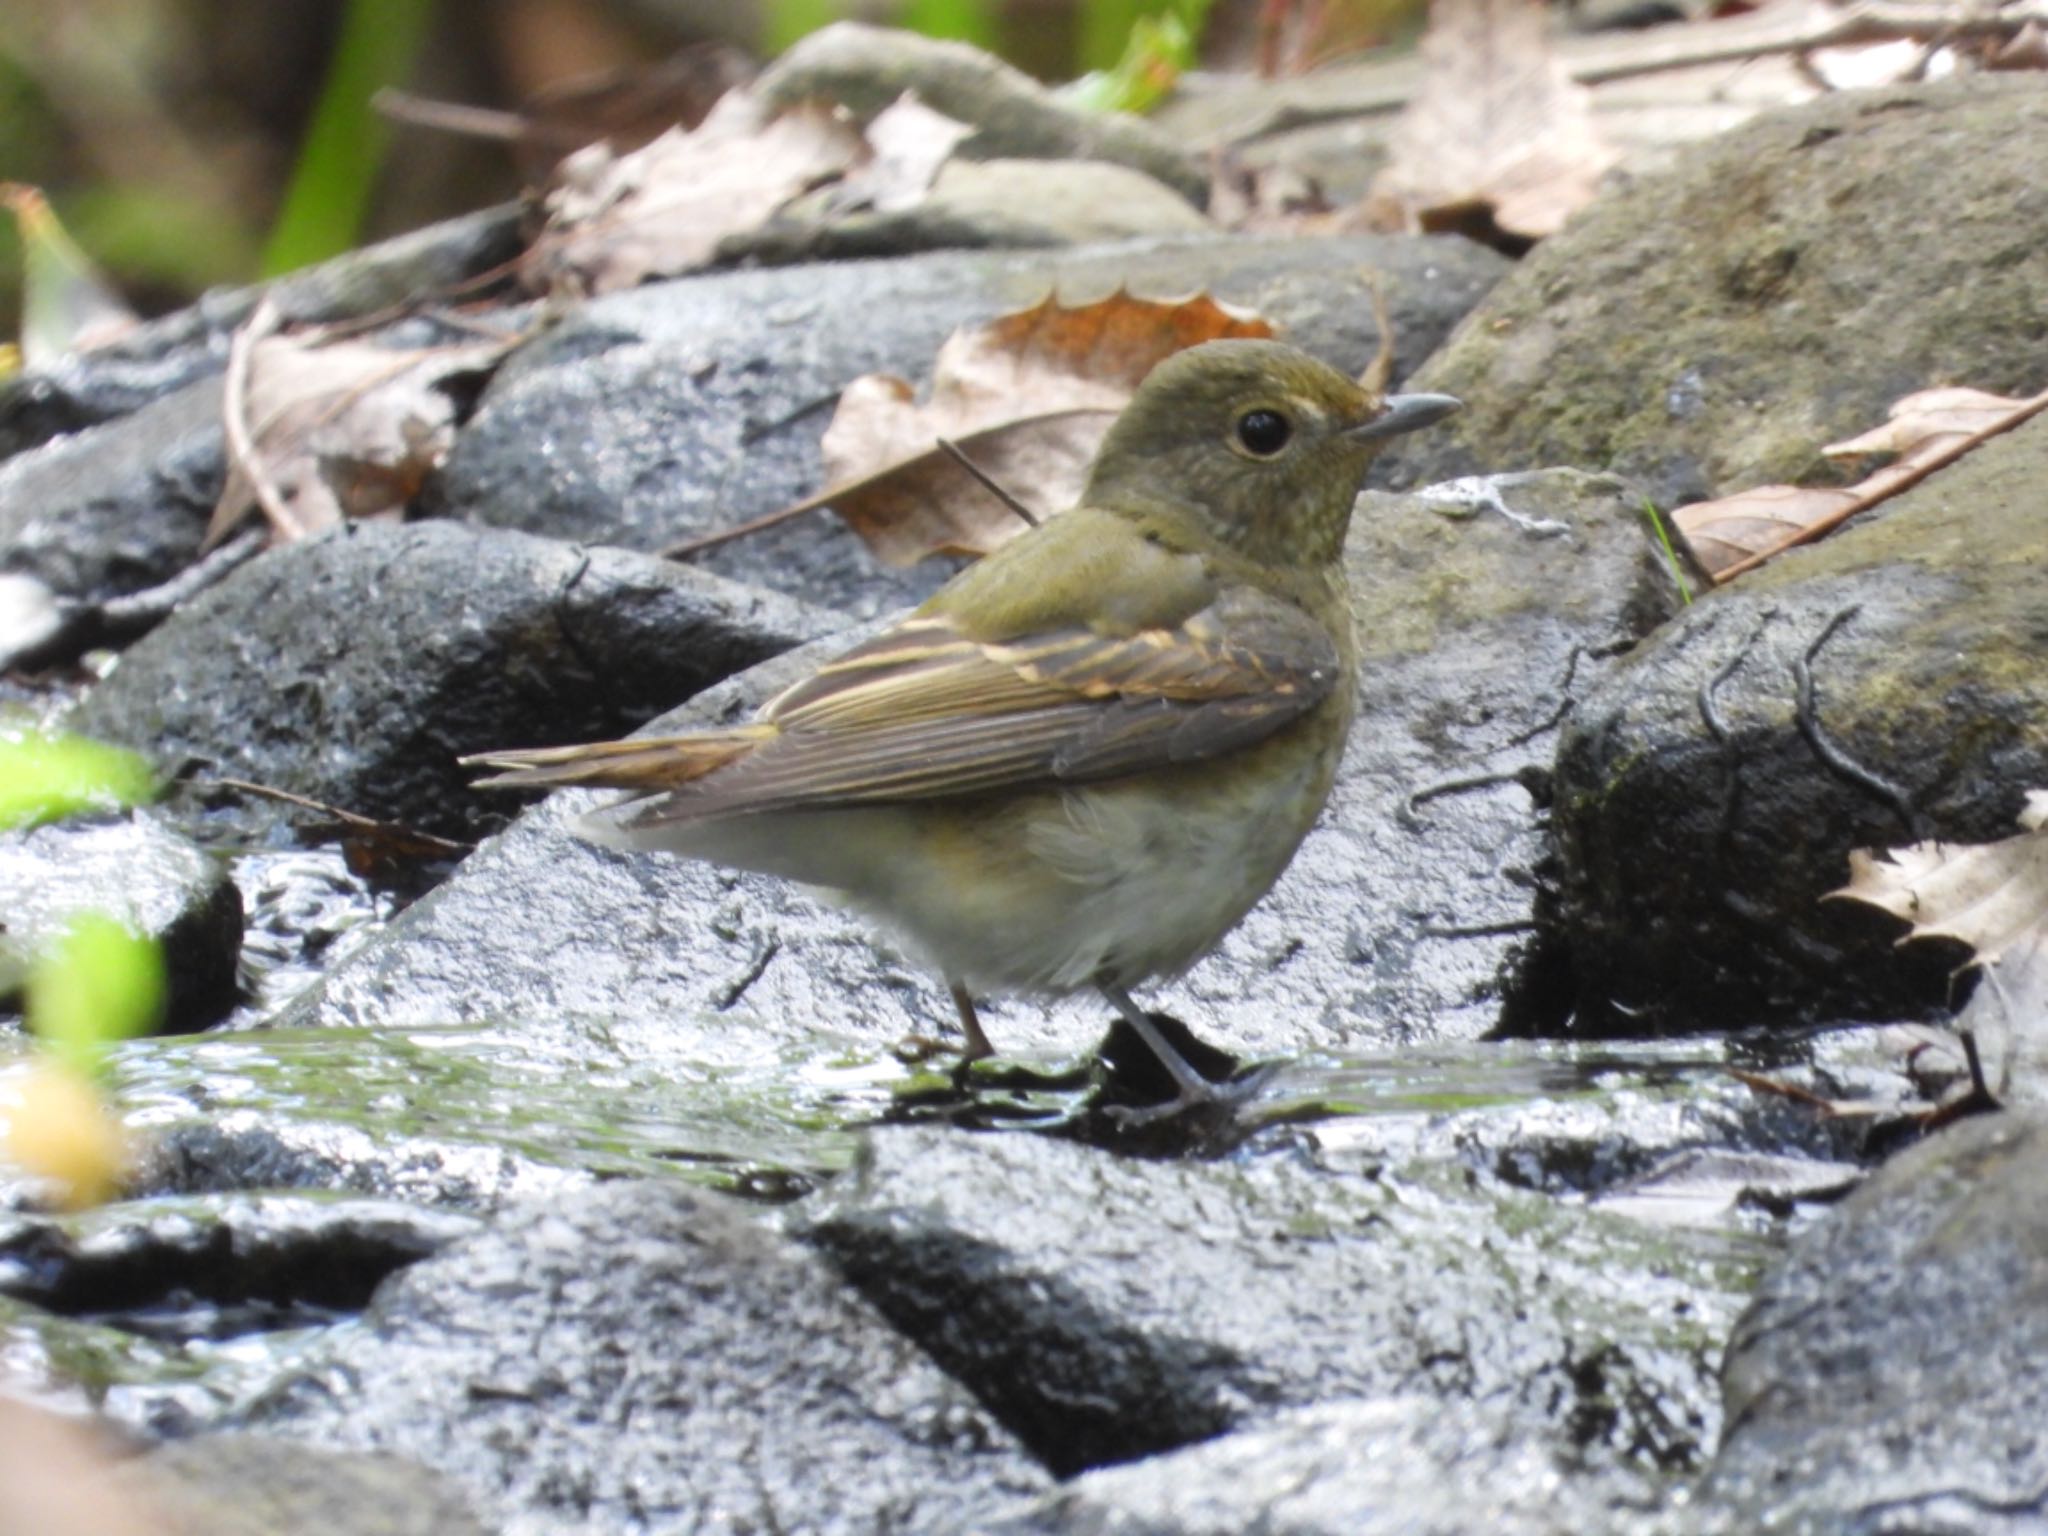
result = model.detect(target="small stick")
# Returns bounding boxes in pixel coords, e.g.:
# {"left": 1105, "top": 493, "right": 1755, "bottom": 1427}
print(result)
{"left": 218, "top": 297, "right": 305, "bottom": 546}
{"left": 936, "top": 437, "right": 1038, "bottom": 528}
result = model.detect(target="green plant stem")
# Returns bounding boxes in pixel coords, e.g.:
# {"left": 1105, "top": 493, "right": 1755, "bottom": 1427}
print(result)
{"left": 261, "top": 0, "right": 435, "bottom": 277}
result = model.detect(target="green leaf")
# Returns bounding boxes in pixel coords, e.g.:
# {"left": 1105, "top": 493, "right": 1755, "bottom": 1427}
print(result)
{"left": 0, "top": 730, "right": 157, "bottom": 831}
{"left": 1060, "top": 1, "right": 1208, "bottom": 114}
{"left": 26, "top": 913, "right": 166, "bottom": 1076}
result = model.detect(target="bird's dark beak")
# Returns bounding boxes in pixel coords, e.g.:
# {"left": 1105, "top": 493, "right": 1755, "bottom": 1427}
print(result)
{"left": 1349, "top": 393, "right": 1463, "bottom": 442}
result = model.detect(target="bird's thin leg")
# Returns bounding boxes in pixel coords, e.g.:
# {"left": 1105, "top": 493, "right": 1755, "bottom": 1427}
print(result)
{"left": 1099, "top": 982, "right": 1219, "bottom": 1105}
{"left": 950, "top": 980, "right": 995, "bottom": 1064}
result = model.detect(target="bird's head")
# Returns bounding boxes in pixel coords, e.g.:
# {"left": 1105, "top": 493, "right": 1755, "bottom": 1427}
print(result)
{"left": 1082, "top": 338, "right": 1460, "bottom": 569}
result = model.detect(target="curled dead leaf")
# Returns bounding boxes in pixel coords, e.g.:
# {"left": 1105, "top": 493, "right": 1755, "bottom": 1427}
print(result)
{"left": 673, "top": 290, "right": 1275, "bottom": 567}
{"left": 1831, "top": 791, "right": 2048, "bottom": 968}
{"left": 1823, "top": 386, "right": 2035, "bottom": 464}
{"left": 210, "top": 303, "right": 512, "bottom": 548}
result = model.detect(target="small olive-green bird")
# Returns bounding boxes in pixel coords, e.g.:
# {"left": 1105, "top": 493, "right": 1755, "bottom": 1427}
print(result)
{"left": 468, "top": 340, "right": 1458, "bottom": 1111}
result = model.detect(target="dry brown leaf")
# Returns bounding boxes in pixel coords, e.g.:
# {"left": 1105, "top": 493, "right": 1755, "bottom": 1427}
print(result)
{"left": 849, "top": 94, "right": 973, "bottom": 214}
{"left": 525, "top": 88, "right": 865, "bottom": 296}
{"left": 1671, "top": 484, "right": 1857, "bottom": 578}
{"left": 1832, "top": 792, "right": 2048, "bottom": 1102}
{"left": 1373, "top": 0, "right": 1618, "bottom": 241}
{"left": 1823, "top": 386, "right": 2034, "bottom": 463}
{"left": 818, "top": 290, "right": 1276, "bottom": 565}
{"left": 1207, "top": 155, "right": 1339, "bottom": 236}
{"left": 1831, "top": 792, "right": 2048, "bottom": 968}
{"left": 209, "top": 311, "right": 510, "bottom": 548}
{"left": 1990, "top": 20, "right": 2048, "bottom": 70}
{"left": 668, "top": 291, "right": 1276, "bottom": 567}
{"left": 1676, "top": 383, "right": 2048, "bottom": 580}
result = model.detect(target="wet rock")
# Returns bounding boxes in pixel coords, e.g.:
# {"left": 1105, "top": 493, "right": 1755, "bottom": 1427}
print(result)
{"left": 1380, "top": 77, "right": 2048, "bottom": 505}
{"left": 0, "top": 379, "right": 224, "bottom": 608}
{"left": 757, "top": 22, "right": 1208, "bottom": 206}
{"left": 435, "top": 231, "right": 1507, "bottom": 618}
{"left": 282, "top": 469, "right": 1682, "bottom": 1057}
{"left": 115, "top": 1436, "right": 490, "bottom": 1536}
{"left": 1000, "top": 1397, "right": 1654, "bottom": 1536}
{"left": 0, "top": 810, "right": 241, "bottom": 1034}
{"left": 0, "top": 206, "right": 522, "bottom": 462}
{"left": 734, "top": 157, "right": 1214, "bottom": 263}
{"left": 1695, "top": 1110, "right": 2048, "bottom": 1534}
{"left": 0, "top": 1194, "right": 477, "bottom": 1334}
{"left": 135, "top": 1114, "right": 587, "bottom": 1215}
{"left": 792, "top": 1124, "right": 1751, "bottom": 1479}
{"left": 72, "top": 519, "right": 838, "bottom": 843}
{"left": 234, "top": 1180, "right": 1049, "bottom": 1533}
{"left": 1543, "top": 413, "right": 2048, "bottom": 1034}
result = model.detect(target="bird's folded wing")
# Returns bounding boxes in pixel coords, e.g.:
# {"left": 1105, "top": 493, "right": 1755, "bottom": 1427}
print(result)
{"left": 618, "top": 588, "right": 1341, "bottom": 827}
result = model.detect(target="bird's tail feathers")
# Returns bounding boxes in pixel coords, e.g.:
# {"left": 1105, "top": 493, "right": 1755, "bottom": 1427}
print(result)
{"left": 463, "top": 727, "right": 771, "bottom": 792}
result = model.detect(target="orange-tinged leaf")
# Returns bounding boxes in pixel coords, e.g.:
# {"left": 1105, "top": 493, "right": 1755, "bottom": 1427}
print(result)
{"left": 1672, "top": 484, "right": 1856, "bottom": 578}
{"left": 816, "top": 290, "right": 1275, "bottom": 565}
{"left": 1373, "top": 0, "right": 1617, "bottom": 240}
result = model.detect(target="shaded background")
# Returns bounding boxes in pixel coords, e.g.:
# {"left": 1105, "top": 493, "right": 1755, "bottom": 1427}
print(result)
{"left": 0, "top": 0, "right": 1414, "bottom": 328}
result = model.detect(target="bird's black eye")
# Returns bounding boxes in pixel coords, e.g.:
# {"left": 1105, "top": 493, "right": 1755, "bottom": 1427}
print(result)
{"left": 1235, "top": 409, "right": 1292, "bottom": 457}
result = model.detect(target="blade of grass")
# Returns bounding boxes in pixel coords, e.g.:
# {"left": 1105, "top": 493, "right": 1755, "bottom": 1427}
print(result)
{"left": 261, "top": 0, "right": 436, "bottom": 276}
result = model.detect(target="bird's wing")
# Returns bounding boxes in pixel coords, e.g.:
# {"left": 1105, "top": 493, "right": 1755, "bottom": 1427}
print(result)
{"left": 616, "top": 583, "right": 1342, "bottom": 827}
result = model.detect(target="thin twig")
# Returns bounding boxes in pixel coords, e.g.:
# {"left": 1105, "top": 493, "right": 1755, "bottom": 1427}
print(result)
{"left": 1716, "top": 384, "right": 2048, "bottom": 582}
{"left": 1359, "top": 271, "right": 1394, "bottom": 399}
{"left": 218, "top": 297, "right": 304, "bottom": 546}
{"left": 662, "top": 492, "right": 834, "bottom": 559}
{"left": 206, "top": 777, "right": 471, "bottom": 857}
{"left": 936, "top": 437, "right": 1038, "bottom": 528}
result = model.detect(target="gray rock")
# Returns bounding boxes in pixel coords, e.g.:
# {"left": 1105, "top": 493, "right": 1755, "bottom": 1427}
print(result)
{"left": 72, "top": 519, "right": 839, "bottom": 842}
{"left": 1001, "top": 1397, "right": 1657, "bottom": 1536}
{"left": 1545, "top": 413, "right": 2048, "bottom": 1033}
{"left": 791, "top": 1124, "right": 1749, "bottom": 1478}
{"left": 0, "top": 206, "right": 522, "bottom": 462}
{"left": 1379, "top": 76, "right": 2048, "bottom": 505}
{"left": 235, "top": 1180, "right": 1049, "bottom": 1533}
{"left": 733, "top": 157, "right": 1215, "bottom": 263}
{"left": 0, "top": 379, "right": 224, "bottom": 607}
{"left": 0, "top": 810, "right": 241, "bottom": 1034}
{"left": 1696, "top": 1110, "right": 2048, "bottom": 1535}
{"left": 757, "top": 22, "right": 1208, "bottom": 206}
{"left": 114, "top": 1435, "right": 489, "bottom": 1536}
{"left": 282, "top": 470, "right": 1682, "bottom": 1058}
{"left": 437, "top": 232, "right": 1508, "bottom": 618}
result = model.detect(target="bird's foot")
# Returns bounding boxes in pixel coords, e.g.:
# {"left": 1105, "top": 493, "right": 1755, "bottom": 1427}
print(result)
{"left": 1100, "top": 1062, "right": 1273, "bottom": 1129}
{"left": 1089, "top": 989, "right": 1272, "bottom": 1142}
